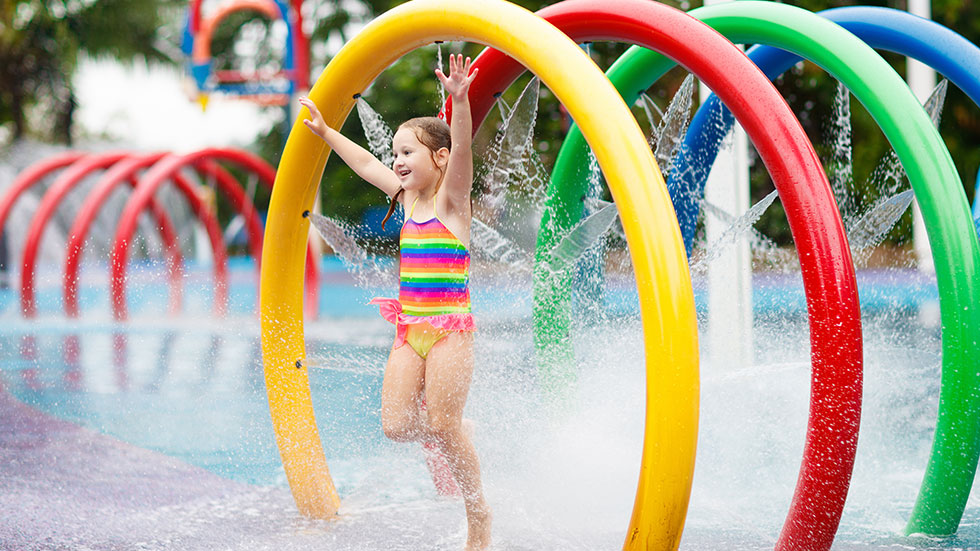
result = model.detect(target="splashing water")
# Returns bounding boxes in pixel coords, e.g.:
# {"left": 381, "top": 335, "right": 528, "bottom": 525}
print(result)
{"left": 470, "top": 217, "right": 533, "bottom": 274}
{"left": 479, "top": 78, "right": 540, "bottom": 212}
{"left": 583, "top": 149, "right": 603, "bottom": 210}
{"left": 355, "top": 97, "right": 395, "bottom": 169}
{"left": 637, "top": 92, "right": 665, "bottom": 132}
{"left": 435, "top": 42, "right": 446, "bottom": 111}
{"left": 351, "top": 95, "right": 542, "bottom": 274}
{"left": 650, "top": 74, "right": 695, "bottom": 178}
{"left": 494, "top": 94, "right": 511, "bottom": 120}
{"left": 847, "top": 189, "right": 916, "bottom": 253}
{"left": 923, "top": 78, "right": 947, "bottom": 129}
{"left": 827, "top": 80, "right": 857, "bottom": 222}
{"left": 840, "top": 80, "right": 947, "bottom": 259}
{"left": 307, "top": 211, "right": 396, "bottom": 288}
{"left": 697, "top": 199, "right": 797, "bottom": 272}
{"left": 224, "top": 174, "right": 259, "bottom": 244}
{"left": 863, "top": 79, "right": 945, "bottom": 202}
{"left": 827, "top": 79, "right": 946, "bottom": 248}
{"left": 691, "top": 190, "right": 781, "bottom": 273}
{"left": 546, "top": 201, "right": 620, "bottom": 274}
{"left": 547, "top": 77, "right": 699, "bottom": 269}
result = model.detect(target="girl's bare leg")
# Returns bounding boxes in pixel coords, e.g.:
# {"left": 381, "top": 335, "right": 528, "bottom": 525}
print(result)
{"left": 425, "top": 332, "right": 491, "bottom": 550}
{"left": 380, "top": 342, "right": 427, "bottom": 442}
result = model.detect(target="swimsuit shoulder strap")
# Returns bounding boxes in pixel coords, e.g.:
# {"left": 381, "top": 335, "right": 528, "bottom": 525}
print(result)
{"left": 408, "top": 196, "right": 420, "bottom": 219}
{"left": 432, "top": 193, "right": 440, "bottom": 221}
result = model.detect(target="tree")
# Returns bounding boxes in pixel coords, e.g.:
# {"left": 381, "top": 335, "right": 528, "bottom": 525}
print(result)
{"left": 0, "top": 0, "right": 183, "bottom": 144}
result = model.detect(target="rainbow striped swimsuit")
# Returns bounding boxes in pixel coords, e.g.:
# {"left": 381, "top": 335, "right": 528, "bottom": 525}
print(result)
{"left": 399, "top": 216, "right": 471, "bottom": 317}
{"left": 369, "top": 198, "right": 475, "bottom": 353}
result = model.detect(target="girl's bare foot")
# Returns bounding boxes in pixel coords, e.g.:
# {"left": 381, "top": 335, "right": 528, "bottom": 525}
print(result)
{"left": 465, "top": 504, "right": 492, "bottom": 550}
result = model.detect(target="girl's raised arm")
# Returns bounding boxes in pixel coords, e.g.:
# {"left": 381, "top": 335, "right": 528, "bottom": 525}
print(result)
{"left": 435, "top": 55, "right": 479, "bottom": 207}
{"left": 298, "top": 96, "right": 402, "bottom": 198}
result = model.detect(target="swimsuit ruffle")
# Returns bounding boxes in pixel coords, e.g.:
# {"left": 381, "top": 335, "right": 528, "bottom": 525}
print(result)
{"left": 368, "top": 297, "right": 475, "bottom": 348}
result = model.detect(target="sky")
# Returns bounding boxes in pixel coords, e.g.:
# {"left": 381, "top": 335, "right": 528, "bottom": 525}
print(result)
{"left": 74, "top": 57, "right": 284, "bottom": 152}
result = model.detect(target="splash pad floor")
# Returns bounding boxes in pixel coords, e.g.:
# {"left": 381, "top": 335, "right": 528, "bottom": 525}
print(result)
{"left": 5, "top": 380, "right": 978, "bottom": 551}
{"left": 2, "top": 264, "right": 978, "bottom": 550}
{"left": 0, "top": 385, "right": 497, "bottom": 550}
{"left": 0, "top": 385, "right": 298, "bottom": 549}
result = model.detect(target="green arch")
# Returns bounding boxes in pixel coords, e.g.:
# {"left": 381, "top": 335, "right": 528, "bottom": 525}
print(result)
{"left": 539, "top": 0, "right": 980, "bottom": 538}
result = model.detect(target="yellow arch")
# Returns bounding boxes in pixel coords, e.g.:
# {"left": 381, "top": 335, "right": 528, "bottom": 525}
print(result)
{"left": 259, "top": 0, "right": 699, "bottom": 548}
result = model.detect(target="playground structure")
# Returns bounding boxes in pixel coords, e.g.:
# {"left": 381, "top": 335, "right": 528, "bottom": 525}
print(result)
{"left": 1, "top": 147, "right": 320, "bottom": 320}
{"left": 2, "top": 0, "right": 980, "bottom": 549}
{"left": 258, "top": 0, "right": 980, "bottom": 550}
{"left": 182, "top": 0, "right": 309, "bottom": 107}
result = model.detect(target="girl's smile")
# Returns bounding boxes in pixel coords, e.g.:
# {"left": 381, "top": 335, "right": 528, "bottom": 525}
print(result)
{"left": 392, "top": 127, "right": 447, "bottom": 191}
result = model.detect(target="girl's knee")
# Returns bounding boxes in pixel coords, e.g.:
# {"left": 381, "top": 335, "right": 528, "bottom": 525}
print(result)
{"left": 382, "top": 416, "right": 421, "bottom": 442}
{"left": 427, "top": 415, "right": 461, "bottom": 442}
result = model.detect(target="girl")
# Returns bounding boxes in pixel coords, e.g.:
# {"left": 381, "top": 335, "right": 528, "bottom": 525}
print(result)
{"left": 298, "top": 54, "right": 490, "bottom": 550}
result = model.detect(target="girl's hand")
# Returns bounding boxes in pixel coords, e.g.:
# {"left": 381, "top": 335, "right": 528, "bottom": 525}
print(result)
{"left": 299, "top": 96, "right": 330, "bottom": 139}
{"left": 435, "top": 54, "right": 479, "bottom": 101}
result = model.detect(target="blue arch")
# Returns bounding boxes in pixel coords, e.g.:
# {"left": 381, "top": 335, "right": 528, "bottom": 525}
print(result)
{"left": 671, "top": 6, "right": 980, "bottom": 251}
{"left": 974, "top": 169, "right": 980, "bottom": 236}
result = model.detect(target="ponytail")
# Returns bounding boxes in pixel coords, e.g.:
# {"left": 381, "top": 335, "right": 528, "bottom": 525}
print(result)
{"left": 381, "top": 187, "right": 405, "bottom": 230}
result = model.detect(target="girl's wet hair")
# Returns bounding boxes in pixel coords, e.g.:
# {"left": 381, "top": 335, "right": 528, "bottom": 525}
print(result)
{"left": 381, "top": 116, "right": 452, "bottom": 230}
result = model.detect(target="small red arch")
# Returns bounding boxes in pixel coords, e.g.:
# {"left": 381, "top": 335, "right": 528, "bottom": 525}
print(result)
{"left": 97, "top": 153, "right": 228, "bottom": 320}
{"left": 61, "top": 153, "right": 185, "bottom": 318}
{"left": 0, "top": 151, "right": 88, "bottom": 243}
{"left": 19, "top": 151, "right": 152, "bottom": 317}
{"left": 121, "top": 166, "right": 230, "bottom": 320}
{"left": 108, "top": 147, "right": 320, "bottom": 320}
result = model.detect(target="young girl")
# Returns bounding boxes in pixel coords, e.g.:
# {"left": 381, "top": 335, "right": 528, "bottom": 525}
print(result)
{"left": 298, "top": 54, "right": 491, "bottom": 550}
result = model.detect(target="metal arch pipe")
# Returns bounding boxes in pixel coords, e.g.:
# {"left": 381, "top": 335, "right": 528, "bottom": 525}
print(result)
{"left": 62, "top": 152, "right": 183, "bottom": 318}
{"left": 108, "top": 158, "right": 230, "bottom": 321}
{"left": 108, "top": 147, "right": 319, "bottom": 320}
{"left": 452, "top": 1, "right": 862, "bottom": 549}
{"left": 661, "top": 4, "right": 980, "bottom": 537}
{"left": 20, "top": 151, "right": 139, "bottom": 317}
{"left": 0, "top": 152, "right": 88, "bottom": 243}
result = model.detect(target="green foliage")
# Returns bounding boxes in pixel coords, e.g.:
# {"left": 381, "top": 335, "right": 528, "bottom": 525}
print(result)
{"left": 0, "top": 0, "right": 182, "bottom": 143}
{"left": 11, "top": 0, "right": 980, "bottom": 251}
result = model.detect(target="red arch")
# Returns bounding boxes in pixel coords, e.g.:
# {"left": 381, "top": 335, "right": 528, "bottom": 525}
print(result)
{"left": 193, "top": 159, "right": 265, "bottom": 262}
{"left": 99, "top": 153, "right": 228, "bottom": 320}
{"left": 60, "top": 154, "right": 259, "bottom": 319}
{"left": 62, "top": 153, "right": 184, "bottom": 318}
{"left": 0, "top": 151, "right": 88, "bottom": 242}
{"left": 120, "top": 165, "right": 230, "bottom": 320}
{"left": 445, "top": 1, "right": 863, "bottom": 549}
{"left": 109, "top": 147, "right": 320, "bottom": 320}
{"left": 19, "top": 151, "right": 186, "bottom": 318}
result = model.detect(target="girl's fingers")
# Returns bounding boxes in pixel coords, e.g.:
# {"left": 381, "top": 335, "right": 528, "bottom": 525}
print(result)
{"left": 435, "top": 69, "right": 451, "bottom": 89}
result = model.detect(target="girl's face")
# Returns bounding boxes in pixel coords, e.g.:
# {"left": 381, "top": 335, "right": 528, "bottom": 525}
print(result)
{"left": 391, "top": 127, "right": 448, "bottom": 192}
